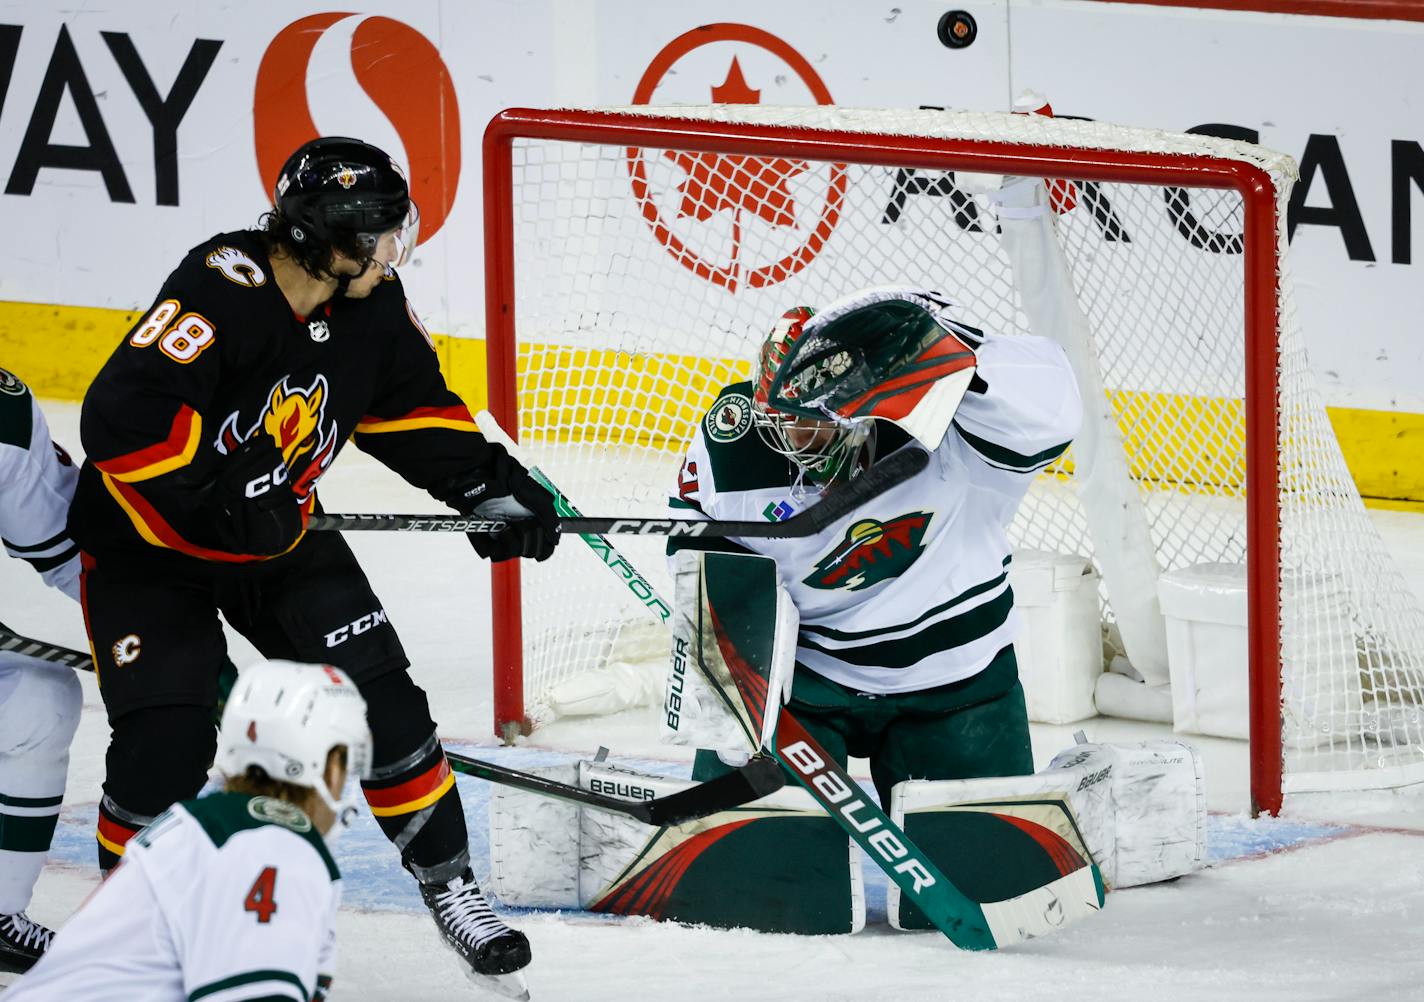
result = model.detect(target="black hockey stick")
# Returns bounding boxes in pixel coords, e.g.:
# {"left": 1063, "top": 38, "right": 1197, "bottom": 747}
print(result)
{"left": 308, "top": 447, "right": 929, "bottom": 539}
{"left": 445, "top": 748, "right": 785, "bottom": 826}
{"left": 0, "top": 622, "right": 93, "bottom": 672}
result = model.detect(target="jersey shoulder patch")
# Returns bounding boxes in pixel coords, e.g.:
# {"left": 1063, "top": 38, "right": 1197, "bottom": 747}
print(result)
{"left": 185, "top": 792, "right": 340, "bottom": 881}
{"left": 698, "top": 381, "right": 792, "bottom": 494}
{"left": 203, "top": 244, "right": 268, "bottom": 289}
{"left": 0, "top": 369, "right": 35, "bottom": 449}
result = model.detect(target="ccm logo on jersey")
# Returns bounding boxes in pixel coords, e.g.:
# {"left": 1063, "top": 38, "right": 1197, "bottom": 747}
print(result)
{"left": 244, "top": 461, "right": 290, "bottom": 499}
{"left": 324, "top": 609, "right": 389, "bottom": 647}
{"left": 780, "top": 739, "right": 937, "bottom": 893}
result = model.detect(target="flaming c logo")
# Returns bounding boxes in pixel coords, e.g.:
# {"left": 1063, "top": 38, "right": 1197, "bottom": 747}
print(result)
{"left": 218, "top": 375, "right": 339, "bottom": 503}
{"left": 253, "top": 14, "right": 460, "bottom": 242}
{"left": 628, "top": 24, "right": 846, "bottom": 293}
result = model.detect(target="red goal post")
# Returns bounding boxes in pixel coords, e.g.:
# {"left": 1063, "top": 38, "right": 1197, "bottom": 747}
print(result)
{"left": 481, "top": 105, "right": 1421, "bottom": 817}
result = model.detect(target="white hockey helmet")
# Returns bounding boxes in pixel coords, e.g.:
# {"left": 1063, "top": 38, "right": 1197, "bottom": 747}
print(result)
{"left": 216, "top": 659, "right": 373, "bottom": 835}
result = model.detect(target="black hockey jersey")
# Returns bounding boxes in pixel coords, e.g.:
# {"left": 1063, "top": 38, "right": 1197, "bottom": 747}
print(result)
{"left": 69, "top": 231, "right": 492, "bottom": 563}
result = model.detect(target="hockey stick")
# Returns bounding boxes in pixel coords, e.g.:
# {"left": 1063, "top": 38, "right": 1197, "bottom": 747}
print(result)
{"left": 773, "top": 709, "right": 1102, "bottom": 950}
{"left": 0, "top": 622, "right": 94, "bottom": 672}
{"left": 307, "top": 446, "right": 928, "bottom": 539}
{"left": 476, "top": 415, "right": 1104, "bottom": 948}
{"left": 0, "top": 625, "right": 781, "bottom": 826}
{"left": 445, "top": 748, "right": 784, "bottom": 827}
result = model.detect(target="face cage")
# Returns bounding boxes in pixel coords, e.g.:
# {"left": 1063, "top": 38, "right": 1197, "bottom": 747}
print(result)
{"left": 753, "top": 408, "right": 871, "bottom": 482}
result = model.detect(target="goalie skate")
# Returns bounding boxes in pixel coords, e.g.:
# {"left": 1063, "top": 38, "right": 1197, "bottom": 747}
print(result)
{"left": 420, "top": 869, "right": 532, "bottom": 1000}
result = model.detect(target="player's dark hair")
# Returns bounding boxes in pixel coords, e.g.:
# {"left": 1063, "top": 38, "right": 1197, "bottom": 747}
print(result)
{"left": 256, "top": 208, "right": 361, "bottom": 280}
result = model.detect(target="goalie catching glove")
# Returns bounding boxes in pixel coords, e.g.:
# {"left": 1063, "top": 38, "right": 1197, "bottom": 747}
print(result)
{"left": 429, "top": 443, "right": 560, "bottom": 562}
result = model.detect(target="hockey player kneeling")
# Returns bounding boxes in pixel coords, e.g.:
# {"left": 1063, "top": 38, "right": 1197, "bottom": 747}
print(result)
{"left": 7, "top": 660, "right": 372, "bottom": 1001}
{"left": 654, "top": 289, "right": 1200, "bottom": 935}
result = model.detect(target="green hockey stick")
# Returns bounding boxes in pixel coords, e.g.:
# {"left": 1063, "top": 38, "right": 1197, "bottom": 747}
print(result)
{"left": 475, "top": 412, "right": 1105, "bottom": 948}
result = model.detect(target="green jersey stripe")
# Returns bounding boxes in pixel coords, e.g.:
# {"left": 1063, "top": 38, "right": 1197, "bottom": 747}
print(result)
{"left": 0, "top": 811, "right": 60, "bottom": 852}
{"left": 800, "top": 589, "right": 1014, "bottom": 670}
{"left": 801, "top": 557, "right": 1011, "bottom": 642}
{"left": 188, "top": 968, "right": 307, "bottom": 1001}
{"left": 954, "top": 422, "right": 1070, "bottom": 472}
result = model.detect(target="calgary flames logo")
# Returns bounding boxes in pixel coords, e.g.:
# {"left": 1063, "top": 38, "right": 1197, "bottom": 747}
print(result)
{"left": 217, "top": 374, "right": 338, "bottom": 502}
{"left": 803, "top": 512, "right": 933, "bottom": 592}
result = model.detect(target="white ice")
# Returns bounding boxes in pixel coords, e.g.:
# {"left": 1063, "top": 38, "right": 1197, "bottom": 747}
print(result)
{"left": 3, "top": 402, "right": 1423, "bottom": 1002}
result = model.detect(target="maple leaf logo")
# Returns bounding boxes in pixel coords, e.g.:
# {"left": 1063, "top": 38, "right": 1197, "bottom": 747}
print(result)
{"left": 662, "top": 57, "right": 809, "bottom": 229}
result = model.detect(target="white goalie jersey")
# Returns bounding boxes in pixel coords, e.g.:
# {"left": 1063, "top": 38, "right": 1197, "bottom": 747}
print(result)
{"left": 670, "top": 331, "right": 1081, "bottom": 696}
{"left": 0, "top": 367, "right": 79, "bottom": 601}
{"left": 9, "top": 793, "right": 340, "bottom": 1002}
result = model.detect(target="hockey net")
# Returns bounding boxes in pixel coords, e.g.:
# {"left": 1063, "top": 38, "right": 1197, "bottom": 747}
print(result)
{"left": 483, "top": 105, "right": 1424, "bottom": 813}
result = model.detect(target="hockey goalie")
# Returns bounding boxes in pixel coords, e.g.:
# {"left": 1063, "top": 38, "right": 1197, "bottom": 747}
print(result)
{"left": 493, "top": 260, "right": 1205, "bottom": 940}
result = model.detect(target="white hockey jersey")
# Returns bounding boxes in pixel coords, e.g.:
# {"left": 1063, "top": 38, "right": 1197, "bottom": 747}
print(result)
{"left": 670, "top": 331, "right": 1081, "bottom": 695}
{"left": 0, "top": 368, "right": 79, "bottom": 601}
{"left": 8, "top": 793, "right": 340, "bottom": 1002}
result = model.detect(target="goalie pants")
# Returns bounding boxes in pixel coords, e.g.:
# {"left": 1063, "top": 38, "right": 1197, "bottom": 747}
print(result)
{"left": 695, "top": 644, "right": 1032, "bottom": 806}
{"left": 80, "top": 533, "right": 470, "bottom": 883}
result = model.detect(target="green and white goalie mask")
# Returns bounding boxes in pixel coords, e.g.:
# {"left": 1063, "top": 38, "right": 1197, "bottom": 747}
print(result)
{"left": 752, "top": 288, "right": 980, "bottom": 472}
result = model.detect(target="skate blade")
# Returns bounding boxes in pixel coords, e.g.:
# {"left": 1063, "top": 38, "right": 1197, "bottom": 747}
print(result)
{"left": 463, "top": 968, "right": 530, "bottom": 1001}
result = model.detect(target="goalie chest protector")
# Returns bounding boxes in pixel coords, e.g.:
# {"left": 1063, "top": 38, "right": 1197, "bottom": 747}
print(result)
{"left": 671, "top": 332, "right": 1080, "bottom": 696}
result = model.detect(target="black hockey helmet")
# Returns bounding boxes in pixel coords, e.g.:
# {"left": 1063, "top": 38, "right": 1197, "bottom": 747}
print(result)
{"left": 273, "top": 136, "right": 419, "bottom": 272}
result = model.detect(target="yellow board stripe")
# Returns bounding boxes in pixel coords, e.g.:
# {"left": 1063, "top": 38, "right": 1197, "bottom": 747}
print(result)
{"left": 4, "top": 299, "right": 1422, "bottom": 504}
{"left": 355, "top": 416, "right": 479, "bottom": 435}
{"left": 366, "top": 771, "right": 455, "bottom": 818}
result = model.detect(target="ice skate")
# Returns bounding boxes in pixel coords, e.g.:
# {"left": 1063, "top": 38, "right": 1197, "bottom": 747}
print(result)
{"left": 421, "top": 868, "right": 531, "bottom": 1000}
{"left": 0, "top": 912, "right": 54, "bottom": 974}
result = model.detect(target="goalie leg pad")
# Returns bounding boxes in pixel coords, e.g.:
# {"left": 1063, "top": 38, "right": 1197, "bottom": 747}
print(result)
{"left": 663, "top": 550, "right": 797, "bottom": 754}
{"left": 490, "top": 759, "right": 864, "bottom": 934}
{"left": 1047, "top": 739, "right": 1205, "bottom": 889}
{"left": 888, "top": 738, "right": 1204, "bottom": 920}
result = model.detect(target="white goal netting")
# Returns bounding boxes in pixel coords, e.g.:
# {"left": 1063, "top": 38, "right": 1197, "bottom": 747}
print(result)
{"left": 488, "top": 105, "right": 1424, "bottom": 802}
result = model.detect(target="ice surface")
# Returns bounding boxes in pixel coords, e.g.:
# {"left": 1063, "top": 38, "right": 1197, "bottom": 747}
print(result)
{"left": 3, "top": 402, "right": 1423, "bottom": 1001}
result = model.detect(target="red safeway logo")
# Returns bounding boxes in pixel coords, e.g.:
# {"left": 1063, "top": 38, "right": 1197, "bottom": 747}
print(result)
{"left": 253, "top": 13, "right": 460, "bottom": 242}
{"left": 627, "top": 24, "right": 846, "bottom": 293}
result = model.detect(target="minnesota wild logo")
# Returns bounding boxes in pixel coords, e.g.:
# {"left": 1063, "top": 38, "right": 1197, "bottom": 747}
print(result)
{"left": 804, "top": 512, "right": 933, "bottom": 591}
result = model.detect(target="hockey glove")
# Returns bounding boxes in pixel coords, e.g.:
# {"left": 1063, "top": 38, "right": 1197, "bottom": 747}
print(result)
{"left": 429, "top": 444, "right": 559, "bottom": 562}
{"left": 213, "top": 435, "right": 303, "bottom": 556}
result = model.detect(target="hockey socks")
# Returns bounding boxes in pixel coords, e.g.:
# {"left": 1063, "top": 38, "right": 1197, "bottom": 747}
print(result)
{"left": 361, "top": 732, "right": 470, "bottom": 883}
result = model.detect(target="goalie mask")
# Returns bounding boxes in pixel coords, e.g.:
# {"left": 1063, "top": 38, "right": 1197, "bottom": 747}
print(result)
{"left": 752, "top": 306, "right": 874, "bottom": 484}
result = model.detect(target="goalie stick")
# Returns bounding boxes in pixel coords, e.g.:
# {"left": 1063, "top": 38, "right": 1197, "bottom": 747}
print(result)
{"left": 477, "top": 413, "right": 1105, "bottom": 949}
{"left": 446, "top": 749, "right": 784, "bottom": 827}
{"left": 306, "top": 446, "right": 928, "bottom": 539}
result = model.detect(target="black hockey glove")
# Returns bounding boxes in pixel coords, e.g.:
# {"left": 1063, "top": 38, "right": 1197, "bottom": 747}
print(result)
{"left": 429, "top": 444, "right": 560, "bottom": 562}
{"left": 213, "top": 435, "right": 303, "bottom": 556}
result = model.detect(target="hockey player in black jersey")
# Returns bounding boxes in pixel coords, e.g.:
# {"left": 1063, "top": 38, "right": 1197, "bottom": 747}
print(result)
{"left": 67, "top": 137, "right": 555, "bottom": 997}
